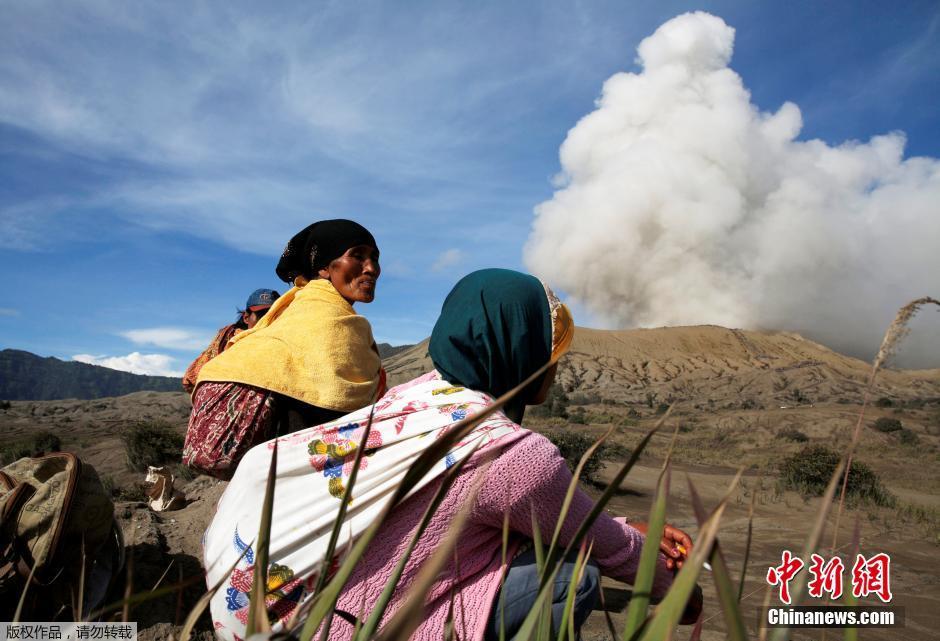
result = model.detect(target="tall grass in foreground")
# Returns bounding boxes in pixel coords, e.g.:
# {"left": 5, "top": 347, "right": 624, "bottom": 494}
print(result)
{"left": 828, "top": 297, "right": 940, "bottom": 555}
{"left": 44, "top": 297, "right": 935, "bottom": 640}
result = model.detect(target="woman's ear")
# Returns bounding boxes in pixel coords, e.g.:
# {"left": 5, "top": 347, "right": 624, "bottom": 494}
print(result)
{"left": 317, "top": 266, "right": 331, "bottom": 280}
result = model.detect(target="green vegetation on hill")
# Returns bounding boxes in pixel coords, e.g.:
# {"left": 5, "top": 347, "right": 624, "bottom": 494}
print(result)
{"left": 121, "top": 421, "right": 185, "bottom": 472}
{"left": 0, "top": 429, "right": 61, "bottom": 465}
{"left": 0, "top": 349, "right": 181, "bottom": 400}
{"left": 779, "top": 445, "right": 895, "bottom": 507}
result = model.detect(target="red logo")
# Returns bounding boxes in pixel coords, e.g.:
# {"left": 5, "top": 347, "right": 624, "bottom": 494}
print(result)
{"left": 851, "top": 553, "right": 892, "bottom": 603}
{"left": 766, "top": 550, "right": 804, "bottom": 605}
{"left": 807, "top": 553, "right": 844, "bottom": 599}
{"left": 767, "top": 551, "right": 892, "bottom": 604}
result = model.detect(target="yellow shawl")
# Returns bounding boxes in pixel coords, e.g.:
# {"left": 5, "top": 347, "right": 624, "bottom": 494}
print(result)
{"left": 196, "top": 279, "right": 381, "bottom": 411}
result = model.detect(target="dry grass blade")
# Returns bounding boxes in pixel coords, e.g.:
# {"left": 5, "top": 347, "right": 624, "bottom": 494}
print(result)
{"left": 175, "top": 563, "right": 185, "bottom": 626}
{"left": 532, "top": 506, "right": 552, "bottom": 641}
{"left": 507, "top": 563, "right": 563, "bottom": 641}
{"left": 841, "top": 516, "right": 862, "bottom": 641}
{"left": 353, "top": 448, "right": 480, "bottom": 640}
{"left": 554, "top": 406, "right": 672, "bottom": 573}
{"left": 150, "top": 559, "right": 176, "bottom": 592}
{"left": 315, "top": 408, "right": 378, "bottom": 641}
{"left": 498, "top": 509, "right": 511, "bottom": 641}
{"left": 829, "top": 297, "right": 939, "bottom": 558}
{"left": 871, "top": 297, "right": 939, "bottom": 374}
{"left": 492, "top": 408, "right": 674, "bottom": 641}
{"left": 90, "top": 574, "right": 207, "bottom": 620}
{"left": 635, "top": 470, "right": 743, "bottom": 641}
{"left": 177, "top": 542, "right": 255, "bottom": 641}
{"left": 13, "top": 558, "right": 39, "bottom": 623}
{"left": 295, "top": 360, "right": 557, "bottom": 641}
{"left": 246, "top": 438, "right": 278, "bottom": 636}
{"left": 532, "top": 507, "right": 545, "bottom": 576}
{"left": 451, "top": 543, "right": 470, "bottom": 641}
{"left": 353, "top": 592, "right": 367, "bottom": 639}
{"left": 768, "top": 456, "right": 846, "bottom": 641}
{"left": 757, "top": 585, "right": 773, "bottom": 641}
{"left": 740, "top": 478, "right": 758, "bottom": 604}
{"left": 122, "top": 537, "right": 133, "bottom": 622}
{"left": 443, "top": 593, "right": 456, "bottom": 641}
{"left": 313, "top": 401, "right": 378, "bottom": 599}
{"left": 395, "top": 359, "right": 555, "bottom": 494}
{"left": 371, "top": 478, "right": 480, "bottom": 641}
{"left": 623, "top": 465, "right": 670, "bottom": 638}
{"left": 687, "top": 477, "right": 748, "bottom": 641}
{"left": 556, "top": 541, "right": 591, "bottom": 641}
{"left": 76, "top": 537, "right": 87, "bottom": 622}
{"left": 596, "top": 577, "right": 619, "bottom": 640}
{"left": 543, "top": 425, "right": 614, "bottom": 579}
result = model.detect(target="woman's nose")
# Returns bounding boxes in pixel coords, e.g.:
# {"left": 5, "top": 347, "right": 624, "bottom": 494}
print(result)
{"left": 363, "top": 259, "right": 380, "bottom": 276}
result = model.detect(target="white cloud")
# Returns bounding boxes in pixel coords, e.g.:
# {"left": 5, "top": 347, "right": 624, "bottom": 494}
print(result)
{"left": 0, "top": 308, "right": 20, "bottom": 317}
{"left": 73, "top": 352, "right": 182, "bottom": 377}
{"left": 525, "top": 12, "right": 940, "bottom": 366}
{"left": 120, "top": 327, "right": 212, "bottom": 352}
{"left": 431, "top": 249, "right": 466, "bottom": 273}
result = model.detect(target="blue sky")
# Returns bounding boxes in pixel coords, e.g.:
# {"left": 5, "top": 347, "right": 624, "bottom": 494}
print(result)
{"left": 2, "top": 1, "right": 938, "bottom": 376}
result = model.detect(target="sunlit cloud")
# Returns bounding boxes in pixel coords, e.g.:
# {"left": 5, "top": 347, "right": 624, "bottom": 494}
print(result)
{"left": 431, "top": 249, "right": 465, "bottom": 273}
{"left": 72, "top": 352, "right": 182, "bottom": 377}
{"left": 119, "top": 327, "right": 212, "bottom": 352}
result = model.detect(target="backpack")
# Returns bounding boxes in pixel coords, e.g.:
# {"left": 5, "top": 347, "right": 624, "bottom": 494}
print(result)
{"left": 0, "top": 452, "right": 119, "bottom": 619}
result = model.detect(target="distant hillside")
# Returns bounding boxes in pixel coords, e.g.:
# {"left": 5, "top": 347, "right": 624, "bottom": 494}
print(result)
{"left": 377, "top": 342, "right": 413, "bottom": 360}
{"left": 0, "top": 349, "right": 182, "bottom": 400}
{"left": 383, "top": 326, "right": 940, "bottom": 407}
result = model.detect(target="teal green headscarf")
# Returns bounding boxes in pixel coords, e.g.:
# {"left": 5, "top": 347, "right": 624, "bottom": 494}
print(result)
{"left": 429, "top": 269, "right": 552, "bottom": 422}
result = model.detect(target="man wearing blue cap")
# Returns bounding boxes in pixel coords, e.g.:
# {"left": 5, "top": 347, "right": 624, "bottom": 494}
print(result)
{"left": 182, "top": 288, "right": 280, "bottom": 394}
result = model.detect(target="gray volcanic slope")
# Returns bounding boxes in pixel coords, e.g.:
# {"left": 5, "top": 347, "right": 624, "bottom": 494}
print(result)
{"left": 383, "top": 326, "right": 940, "bottom": 407}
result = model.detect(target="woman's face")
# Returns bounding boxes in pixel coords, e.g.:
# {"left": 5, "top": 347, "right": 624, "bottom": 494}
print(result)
{"left": 318, "top": 244, "right": 381, "bottom": 303}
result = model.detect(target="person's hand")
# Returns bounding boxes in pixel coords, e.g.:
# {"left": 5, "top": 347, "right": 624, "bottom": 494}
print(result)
{"left": 632, "top": 522, "right": 694, "bottom": 570}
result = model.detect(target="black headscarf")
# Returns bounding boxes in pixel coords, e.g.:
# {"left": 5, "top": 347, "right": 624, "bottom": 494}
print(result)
{"left": 275, "top": 219, "right": 378, "bottom": 283}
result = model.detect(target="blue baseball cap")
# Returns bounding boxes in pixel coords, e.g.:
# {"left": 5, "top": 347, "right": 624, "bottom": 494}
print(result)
{"left": 245, "top": 288, "right": 280, "bottom": 311}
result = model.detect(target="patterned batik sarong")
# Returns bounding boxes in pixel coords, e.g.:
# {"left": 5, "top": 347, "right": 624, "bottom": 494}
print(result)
{"left": 183, "top": 381, "right": 276, "bottom": 480}
{"left": 182, "top": 324, "right": 242, "bottom": 394}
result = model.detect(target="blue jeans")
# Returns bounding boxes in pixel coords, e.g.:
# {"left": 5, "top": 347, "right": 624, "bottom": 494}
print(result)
{"left": 485, "top": 547, "right": 600, "bottom": 641}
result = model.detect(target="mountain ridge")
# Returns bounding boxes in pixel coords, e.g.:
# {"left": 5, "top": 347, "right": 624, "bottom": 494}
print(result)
{"left": 0, "top": 349, "right": 182, "bottom": 400}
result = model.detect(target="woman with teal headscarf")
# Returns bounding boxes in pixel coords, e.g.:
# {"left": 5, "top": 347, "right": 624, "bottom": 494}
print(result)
{"left": 204, "top": 268, "right": 699, "bottom": 641}
{"left": 327, "top": 268, "right": 699, "bottom": 639}
{"left": 429, "top": 268, "right": 557, "bottom": 423}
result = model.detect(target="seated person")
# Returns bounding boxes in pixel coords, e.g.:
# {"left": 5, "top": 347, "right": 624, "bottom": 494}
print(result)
{"left": 183, "top": 219, "right": 384, "bottom": 480}
{"left": 181, "top": 288, "right": 280, "bottom": 394}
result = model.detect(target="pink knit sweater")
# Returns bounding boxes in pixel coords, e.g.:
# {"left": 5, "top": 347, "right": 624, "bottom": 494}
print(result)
{"left": 332, "top": 430, "right": 675, "bottom": 640}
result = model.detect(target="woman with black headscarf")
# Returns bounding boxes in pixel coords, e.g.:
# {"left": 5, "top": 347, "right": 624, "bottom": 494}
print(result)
{"left": 183, "top": 219, "right": 385, "bottom": 480}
